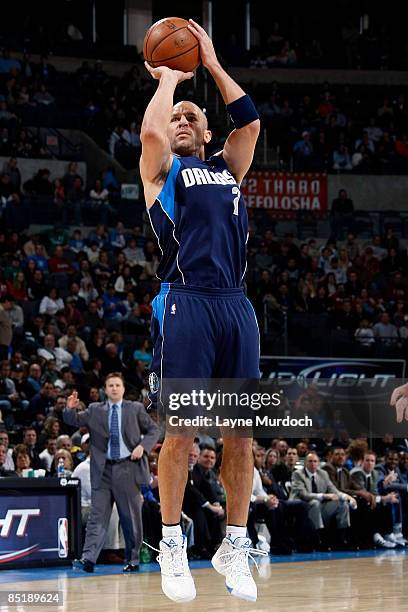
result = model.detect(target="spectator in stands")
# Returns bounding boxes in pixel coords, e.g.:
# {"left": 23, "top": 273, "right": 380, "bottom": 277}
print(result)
{"left": 39, "top": 437, "right": 57, "bottom": 471}
{"left": 271, "top": 447, "right": 299, "bottom": 485}
{"left": 183, "top": 443, "right": 224, "bottom": 558}
{"left": 350, "top": 451, "right": 402, "bottom": 548}
{"left": 28, "top": 382, "right": 57, "bottom": 426}
{"left": 268, "top": 40, "right": 297, "bottom": 66}
{"left": 88, "top": 179, "right": 114, "bottom": 226}
{"left": 196, "top": 446, "right": 225, "bottom": 506}
{"left": 249, "top": 447, "right": 293, "bottom": 553}
{"left": 32, "top": 83, "right": 55, "bottom": 107}
{"left": 376, "top": 450, "right": 408, "bottom": 536}
{"left": 52, "top": 448, "right": 74, "bottom": 476}
{"left": 293, "top": 131, "right": 313, "bottom": 170}
{"left": 58, "top": 325, "right": 89, "bottom": 362}
{"left": 39, "top": 288, "right": 64, "bottom": 317}
{"left": 3, "top": 158, "right": 21, "bottom": 191}
{"left": 67, "top": 229, "right": 85, "bottom": 254}
{"left": 333, "top": 144, "right": 352, "bottom": 171}
{"left": 354, "top": 319, "right": 375, "bottom": 351}
{"left": 330, "top": 189, "right": 354, "bottom": 239}
{"left": 131, "top": 339, "right": 151, "bottom": 366}
{"left": 12, "top": 443, "right": 32, "bottom": 476}
{"left": 24, "top": 169, "right": 53, "bottom": 196}
{"left": 399, "top": 452, "right": 408, "bottom": 484}
{"left": 0, "top": 431, "right": 15, "bottom": 469}
{"left": 0, "top": 294, "right": 13, "bottom": 360}
{"left": 352, "top": 144, "right": 372, "bottom": 170}
{"left": 37, "top": 334, "right": 72, "bottom": 371}
{"left": 64, "top": 177, "right": 84, "bottom": 226}
{"left": 22, "top": 427, "right": 44, "bottom": 469}
{"left": 323, "top": 447, "right": 360, "bottom": 497}
{"left": 290, "top": 452, "right": 356, "bottom": 549}
{"left": 373, "top": 312, "right": 398, "bottom": 348}
{"left": 35, "top": 55, "right": 57, "bottom": 84}
{"left": 0, "top": 443, "right": 16, "bottom": 476}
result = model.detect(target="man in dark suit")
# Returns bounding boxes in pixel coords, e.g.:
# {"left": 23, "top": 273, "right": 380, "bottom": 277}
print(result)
{"left": 183, "top": 443, "right": 225, "bottom": 558}
{"left": 63, "top": 371, "right": 159, "bottom": 573}
{"left": 323, "top": 447, "right": 361, "bottom": 497}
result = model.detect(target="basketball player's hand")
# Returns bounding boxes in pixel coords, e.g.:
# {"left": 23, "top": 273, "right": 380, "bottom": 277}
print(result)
{"left": 144, "top": 61, "right": 194, "bottom": 83}
{"left": 390, "top": 382, "right": 408, "bottom": 422}
{"left": 67, "top": 390, "right": 80, "bottom": 410}
{"left": 188, "top": 19, "right": 218, "bottom": 69}
{"left": 131, "top": 444, "right": 144, "bottom": 460}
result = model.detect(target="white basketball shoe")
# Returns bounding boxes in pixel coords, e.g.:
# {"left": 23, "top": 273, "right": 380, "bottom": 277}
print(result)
{"left": 211, "top": 536, "right": 268, "bottom": 602}
{"left": 156, "top": 535, "right": 196, "bottom": 603}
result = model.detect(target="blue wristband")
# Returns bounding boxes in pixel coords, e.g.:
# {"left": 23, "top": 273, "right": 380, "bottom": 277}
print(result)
{"left": 227, "top": 94, "right": 259, "bottom": 129}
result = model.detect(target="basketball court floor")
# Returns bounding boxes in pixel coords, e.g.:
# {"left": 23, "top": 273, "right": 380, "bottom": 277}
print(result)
{"left": 0, "top": 550, "right": 407, "bottom": 611}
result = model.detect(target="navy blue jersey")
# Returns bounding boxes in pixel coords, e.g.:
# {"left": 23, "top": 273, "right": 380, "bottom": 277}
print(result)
{"left": 148, "top": 154, "right": 248, "bottom": 288}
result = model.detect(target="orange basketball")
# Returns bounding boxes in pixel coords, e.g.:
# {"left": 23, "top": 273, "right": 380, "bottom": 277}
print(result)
{"left": 143, "top": 17, "right": 200, "bottom": 72}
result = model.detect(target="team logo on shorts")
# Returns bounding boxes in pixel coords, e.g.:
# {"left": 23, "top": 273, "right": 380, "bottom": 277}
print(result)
{"left": 149, "top": 372, "right": 160, "bottom": 394}
{"left": 171, "top": 303, "right": 177, "bottom": 315}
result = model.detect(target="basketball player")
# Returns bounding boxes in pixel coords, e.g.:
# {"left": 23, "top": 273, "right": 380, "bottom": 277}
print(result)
{"left": 140, "top": 20, "right": 262, "bottom": 602}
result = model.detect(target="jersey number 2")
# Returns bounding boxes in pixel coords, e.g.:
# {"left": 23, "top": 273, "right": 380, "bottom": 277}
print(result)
{"left": 232, "top": 186, "right": 240, "bottom": 216}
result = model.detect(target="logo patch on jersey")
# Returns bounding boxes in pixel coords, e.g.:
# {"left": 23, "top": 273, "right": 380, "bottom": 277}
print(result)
{"left": 148, "top": 372, "right": 160, "bottom": 395}
{"left": 171, "top": 303, "right": 177, "bottom": 315}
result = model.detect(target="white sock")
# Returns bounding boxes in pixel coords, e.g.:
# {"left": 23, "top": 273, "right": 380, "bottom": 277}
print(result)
{"left": 226, "top": 525, "right": 247, "bottom": 541}
{"left": 162, "top": 524, "right": 182, "bottom": 539}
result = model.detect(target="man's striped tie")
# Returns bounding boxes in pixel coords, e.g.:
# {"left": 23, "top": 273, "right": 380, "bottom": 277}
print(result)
{"left": 110, "top": 404, "right": 120, "bottom": 460}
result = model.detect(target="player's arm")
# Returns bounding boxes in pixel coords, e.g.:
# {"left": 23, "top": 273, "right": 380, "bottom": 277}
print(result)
{"left": 140, "top": 64, "right": 194, "bottom": 207}
{"left": 188, "top": 20, "right": 260, "bottom": 184}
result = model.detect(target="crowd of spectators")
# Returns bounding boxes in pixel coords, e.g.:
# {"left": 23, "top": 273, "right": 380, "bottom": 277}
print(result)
{"left": 256, "top": 84, "right": 408, "bottom": 173}
{"left": 3, "top": 47, "right": 408, "bottom": 174}
{"left": 245, "top": 201, "right": 408, "bottom": 356}
{"left": 0, "top": 159, "right": 128, "bottom": 230}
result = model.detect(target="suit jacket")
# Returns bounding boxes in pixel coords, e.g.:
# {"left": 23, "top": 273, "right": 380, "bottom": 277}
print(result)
{"left": 63, "top": 400, "right": 159, "bottom": 488}
{"left": 191, "top": 464, "right": 224, "bottom": 504}
{"left": 183, "top": 466, "right": 215, "bottom": 516}
{"left": 322, "top": 463, "right": 360, "bottom": 496}
{"left": 350, "top": 468, "right": 380, "bottom": 495}
{"left": 290, "top": 467, "right": 345, "bottom": 501}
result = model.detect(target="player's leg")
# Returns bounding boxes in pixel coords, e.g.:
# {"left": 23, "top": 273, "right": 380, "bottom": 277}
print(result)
{"left": 149, "top": 286, "right": 215, "bottom": 602}
{"left": 151, "top": 287, "right": 215, "bottom": 525}
{"left": 212, "top": 294, "right": 263, "bottom": 602}
{"left": 220, "top": 435, "right": 253, "bottom": 526}
{"left": 158, "top": 434, "right": 195, "bottom": 524}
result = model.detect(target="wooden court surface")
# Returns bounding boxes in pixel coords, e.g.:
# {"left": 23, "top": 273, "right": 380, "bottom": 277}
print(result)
{"left": 1, "top": 555, "right": 407, "bottom": 611}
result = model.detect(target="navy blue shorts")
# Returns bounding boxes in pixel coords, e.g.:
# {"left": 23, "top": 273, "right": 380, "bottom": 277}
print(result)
{"left": 148, "top": 283, "right": 260, "bottom": 408}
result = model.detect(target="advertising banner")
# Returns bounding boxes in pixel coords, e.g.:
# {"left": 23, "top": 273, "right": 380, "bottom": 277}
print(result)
{"left": 0, "top": 495, "right": 68, "bottom": 565}
{"left": 241, "top": 171, "right": 328, "bottom": 212}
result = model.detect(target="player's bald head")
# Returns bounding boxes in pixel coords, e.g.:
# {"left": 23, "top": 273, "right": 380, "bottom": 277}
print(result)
{"left": 172, "top": 101, "right": 208, "bottom": 129}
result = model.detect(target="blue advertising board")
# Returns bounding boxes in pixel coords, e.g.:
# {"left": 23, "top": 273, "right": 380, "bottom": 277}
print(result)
{"left": 0, "top": 494, "right": 68, "bottom": 565}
